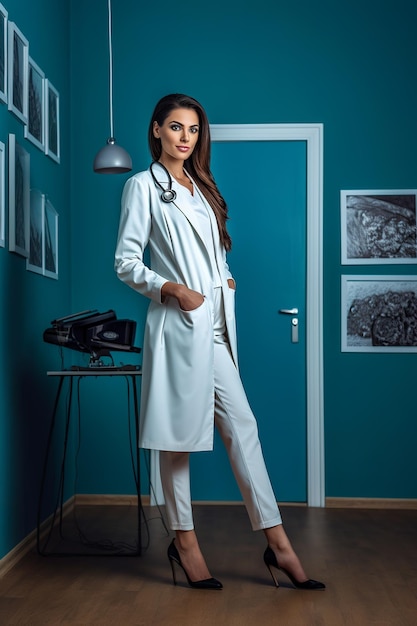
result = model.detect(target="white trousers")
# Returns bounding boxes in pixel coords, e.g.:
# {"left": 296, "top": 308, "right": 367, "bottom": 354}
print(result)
{"left": 159, "top": 288, "right": 282, "bottom": 532}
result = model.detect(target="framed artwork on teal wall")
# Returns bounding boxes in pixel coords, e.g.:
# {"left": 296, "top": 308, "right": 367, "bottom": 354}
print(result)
{"left": 26, "top": 190, "right": 58, "bottom": 279}
{"left": 8, "top": 134, "right": 30, "bottom": 257}
{"left": 0, "top": 3, "right": 7, "bottom": 104}
{"left": 341, "top": 190, "right": 417, "bottom": 264}
{"left": 26, "top": 189, "right": 45, "bottom": 275}
{"left": 24, "top": 57, "right": 45, "bottom": 152}
{"left": 45, "top": 79, "right": 60, "bottom": 163}
{"left": 7, "top": 21, "right": 28, "bottom": 124}
{"left": 341, "top": 275, "right": 417, "bottom": 352}
{"left": 0, "top": 139, "right": 4, "bottom": 247}
{"left": 44, "top": 198, "right": 58, "bottom": 279}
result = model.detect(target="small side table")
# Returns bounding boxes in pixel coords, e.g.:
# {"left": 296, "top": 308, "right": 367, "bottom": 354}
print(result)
{"left": 37, "top": 367, "right": 143, "bottom": 556}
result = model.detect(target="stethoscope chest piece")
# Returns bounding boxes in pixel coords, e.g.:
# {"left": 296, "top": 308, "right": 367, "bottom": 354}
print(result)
{"left": 161, "top": 189, "right": 177, "bottom": 203}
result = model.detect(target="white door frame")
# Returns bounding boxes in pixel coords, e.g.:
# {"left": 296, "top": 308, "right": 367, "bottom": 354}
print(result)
{"left": 150, "top": 123, "right": 325, "bottom": 507}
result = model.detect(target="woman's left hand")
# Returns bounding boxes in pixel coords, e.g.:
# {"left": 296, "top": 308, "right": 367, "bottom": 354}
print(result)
{"left": 227, "top": 278, "right": 236, "bottom": 290}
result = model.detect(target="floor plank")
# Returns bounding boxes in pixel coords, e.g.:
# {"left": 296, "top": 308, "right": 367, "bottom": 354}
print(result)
{"left": 1, "top": 504, "right": 417, "bottom": 625}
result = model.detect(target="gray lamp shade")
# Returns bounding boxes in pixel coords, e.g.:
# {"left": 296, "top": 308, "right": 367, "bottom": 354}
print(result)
{"left": 93, "top": 137, "right": 132, "bottom": 174}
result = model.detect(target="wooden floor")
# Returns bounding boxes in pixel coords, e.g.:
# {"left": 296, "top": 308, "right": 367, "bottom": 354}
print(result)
{"left": 1, "top": 503, "right": 417, "bottom": 625}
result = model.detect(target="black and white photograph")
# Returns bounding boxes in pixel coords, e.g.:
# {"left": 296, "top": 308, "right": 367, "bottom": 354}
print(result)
{"left": 0, "top": 139, "right": 5, "bottom": 247}
{"left": 341, "top": 190, "right": 417, "bottom": 264}
{"left": 26, "top": 189, "right": 44, "bottom": 275}
{"left": 43, "top": 198, "right": 58, "bottom": 279}
{"left": 341, "top": 275, "right": 417, "bottom": 352}
{"left": 45, "top": 79, "right": 60, "bottom": 163}
{"left": 7, "top": 21, "right": 28, "bottom": 124}
{"left": 0, "top": 3, "right": 7, "bottom": 104}
{"left": 8, "top": 134, "right": 30, "bottom": 257}
{"left": 24, "top": 58, "right": 45, "bottom": 151}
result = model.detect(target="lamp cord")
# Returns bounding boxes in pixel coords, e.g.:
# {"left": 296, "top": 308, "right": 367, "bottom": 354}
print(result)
{"left": 107, "top": 0, "right": 114, "bottom": 139}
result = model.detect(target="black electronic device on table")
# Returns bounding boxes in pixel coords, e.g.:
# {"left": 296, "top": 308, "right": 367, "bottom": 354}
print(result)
{"left": 43, "top": 309, "right": 141, "bottom": 368}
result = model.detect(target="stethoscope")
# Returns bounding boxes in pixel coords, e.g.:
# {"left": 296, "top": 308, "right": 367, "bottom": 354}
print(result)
{"left": 150, "top": 161, "right": 177, "bottom": 203}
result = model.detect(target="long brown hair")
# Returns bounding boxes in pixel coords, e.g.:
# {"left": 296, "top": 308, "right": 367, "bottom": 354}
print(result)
{"left": 148, "top": 94, "right": 232, "bottom": 251}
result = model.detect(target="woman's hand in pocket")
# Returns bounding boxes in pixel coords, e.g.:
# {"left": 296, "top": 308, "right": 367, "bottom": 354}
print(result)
{"left": 178, "top": 287, "right": 205, "bottom": 311}
{"left": 161, "top": 282, "right": 204, "bottom": 311}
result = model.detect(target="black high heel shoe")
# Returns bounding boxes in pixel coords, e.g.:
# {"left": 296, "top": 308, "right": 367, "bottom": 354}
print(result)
{"left": 167, "top": 539, "right": 223, "bottom": 590}
{"left": 263, "top": 546, "right": 325, "bottom": 590}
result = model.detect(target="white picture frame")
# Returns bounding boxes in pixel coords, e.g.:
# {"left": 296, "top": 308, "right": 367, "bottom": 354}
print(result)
{"left": 45, "top": 79, "right": 60, "bottom": 163}
{"left": 44, "top": 197, "right": 58, "bottom": 279}
{"left": 8, "top": 134, "right": 30, "bottom": 257}
{"left": 24, "top": 57, "right": 45, "bottom": 151}
{"left": 341, "top": 274, "right": 417, "bottom": 352}
{"left": 341, "top": 190, "right": 417, "bottom": 264}
{"left": 0, "top": 3, "right": 7, "bottom": 104}
{"left": 0, "top": 140, "right": 5, "bottom": 247}
{"left": 26, "top": 188, "right": 45, "bottom": 274}
{"left": 7, "top": 21, "right": 28, "bottom": 123}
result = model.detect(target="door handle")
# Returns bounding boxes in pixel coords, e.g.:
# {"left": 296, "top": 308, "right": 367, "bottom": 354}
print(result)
{"left": 279, "top": 308, "right": 299, "bottom": 343}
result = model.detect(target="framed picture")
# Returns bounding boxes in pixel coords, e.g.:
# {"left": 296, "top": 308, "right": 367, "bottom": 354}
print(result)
{"left": 26, "top": 189, "right": 44, "bottom": 274}
{"left": 45, "top": 79, "right": 60, "bottom": 163}
{"left": 7, "top": 22, "right": 28, "bottom": 123}
{"left": 44, "top": 198, "right": 58, "bottom": 279}
{"left": 0, "top": 140, "right": 5, "bottom": 247}
{"left": 341, "top": 190, "right": 417, "bottom": 264}
{"left": 0, "top": 3, "right": 7, "bottom": 104}
{"left": 8, "top": 134, "right": 30, "bottom": 257}
{"left": 24, "top": 57, "right": 45, "bottom": 151}
{"left": 341, "top": 275, "right": 417, "bottom": 352}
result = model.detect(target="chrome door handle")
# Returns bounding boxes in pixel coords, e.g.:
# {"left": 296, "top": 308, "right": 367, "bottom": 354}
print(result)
{"left": 278, "top": 308, "right": 298, "bottom": 315}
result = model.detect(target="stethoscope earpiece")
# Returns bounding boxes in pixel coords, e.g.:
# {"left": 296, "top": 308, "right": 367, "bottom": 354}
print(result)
{"left": 150, "top": 161, "right": 177, "bottom": 203}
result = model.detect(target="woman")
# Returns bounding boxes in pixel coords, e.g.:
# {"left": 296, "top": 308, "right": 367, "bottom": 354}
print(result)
{"left": 115, "top": 93, "right": 325, "bottom": 591}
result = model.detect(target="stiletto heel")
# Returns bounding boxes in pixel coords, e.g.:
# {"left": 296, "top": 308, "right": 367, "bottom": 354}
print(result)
{"left": 265, "top": 557, "right": 280, "bottom": 588}
{"left": 263, "top": 546, "right": 325, "bottom": 590}
{"left": 167, "top": 539, "right": 223, "bottom": 590}
{"left": 168, "top": 553, "right": 177, "bottom": 585}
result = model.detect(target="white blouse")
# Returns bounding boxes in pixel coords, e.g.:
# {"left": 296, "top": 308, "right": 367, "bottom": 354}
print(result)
{"left": 172, "top": 177, "right": 222, "bottom": 288}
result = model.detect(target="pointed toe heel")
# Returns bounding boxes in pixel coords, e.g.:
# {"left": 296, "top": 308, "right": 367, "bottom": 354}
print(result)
{"left": 167, "top": 539, "right": 223, "bottom": 590}
{"left": 263, "top": 546, "right": 325, "bottom": 590}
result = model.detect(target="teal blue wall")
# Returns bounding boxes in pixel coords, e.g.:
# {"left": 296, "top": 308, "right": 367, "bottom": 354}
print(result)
{"left": 0, "top": 0, "right": 71, "bottom": 560}
{"left": 1, "top": 0, "right": 416, "bottom": 561}
{"left": 70, "top": 0, "right": 417, "bottom": 500}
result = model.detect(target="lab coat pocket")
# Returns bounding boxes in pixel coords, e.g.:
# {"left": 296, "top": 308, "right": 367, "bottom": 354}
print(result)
{"left": 225, "top": 285, "right": 236, "bottom": 312}
{"left": 163, "top": 296, "right": 212, "bottom": 371}
{"left": 178, "top": 297, "right": 208, "bottom": 327}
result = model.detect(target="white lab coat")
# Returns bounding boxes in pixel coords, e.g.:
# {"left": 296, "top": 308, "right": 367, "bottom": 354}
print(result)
{"left": 114, "top": 164, "right": 238, "bottom": 451}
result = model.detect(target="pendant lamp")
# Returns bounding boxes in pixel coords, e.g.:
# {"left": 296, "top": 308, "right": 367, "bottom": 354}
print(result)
{"left": 93, "top": 0, "right": 132, "bottom": 174}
